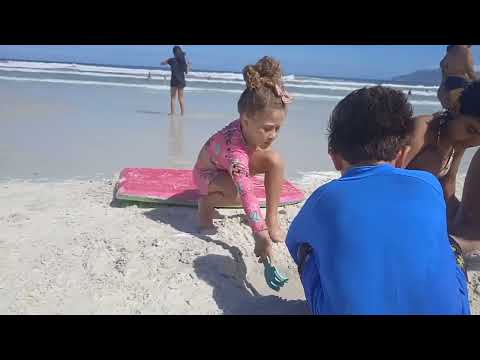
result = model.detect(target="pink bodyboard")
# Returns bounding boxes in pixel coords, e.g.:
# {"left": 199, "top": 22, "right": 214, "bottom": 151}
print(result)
{"left": 115, "top": 168, "right": 304, "bottom": 207}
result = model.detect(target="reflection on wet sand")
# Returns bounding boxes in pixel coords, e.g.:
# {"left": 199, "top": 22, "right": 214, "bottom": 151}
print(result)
{"left": 168, "top": 115, "right": 190, "bottom": 168}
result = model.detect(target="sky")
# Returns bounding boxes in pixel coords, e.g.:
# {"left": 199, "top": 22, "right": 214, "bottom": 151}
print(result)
{"left": 0, "top": 45, "right": 479, "bottom": 80}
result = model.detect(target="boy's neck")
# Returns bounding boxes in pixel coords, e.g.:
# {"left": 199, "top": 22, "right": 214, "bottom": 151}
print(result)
{"left": 340, "top": 161, "right": 393, "bottom": 176}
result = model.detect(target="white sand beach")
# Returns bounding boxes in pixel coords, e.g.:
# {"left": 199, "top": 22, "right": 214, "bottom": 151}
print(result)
{"left": 0, "top": 172, "right": 478, "bottom": 315}
{"left": 1, "top": 60, "right": 479, "bottom": 315}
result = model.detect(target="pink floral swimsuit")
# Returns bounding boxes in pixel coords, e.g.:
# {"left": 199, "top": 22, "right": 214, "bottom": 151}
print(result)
{"left": 193, "top": 119, "right": 267, "bottom": 234}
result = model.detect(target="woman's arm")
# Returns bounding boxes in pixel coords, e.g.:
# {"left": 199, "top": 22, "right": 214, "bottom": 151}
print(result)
{"left": 441, "top": 146, "right": 466, "bottom": 228}
{"left": 465, "top": 48, "right": 477, "bottom": 81}
{"left": 161, "top": 59, "right": 171, "bottom": 66}
{"left": 404, "top": 115, "right": 433, "bottom": 167}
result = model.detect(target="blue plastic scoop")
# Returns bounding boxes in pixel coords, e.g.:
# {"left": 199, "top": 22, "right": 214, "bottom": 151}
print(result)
{"left": 263, "top": 256, "right": 288, "bottom": 291}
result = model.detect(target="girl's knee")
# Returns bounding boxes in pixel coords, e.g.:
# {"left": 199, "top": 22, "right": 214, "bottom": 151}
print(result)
{"left": 266, "top": 151, "right": 284, "bottom": 170}
{"left": 251, "top": 150, "right": 284, "bottom": 174}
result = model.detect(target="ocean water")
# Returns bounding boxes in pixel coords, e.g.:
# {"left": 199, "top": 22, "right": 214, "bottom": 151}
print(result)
{"left": 0, "top": 59, "right": 475, "bottom": 182}
{"left": 0, "top": 59, "right": 441, "bottom": 105}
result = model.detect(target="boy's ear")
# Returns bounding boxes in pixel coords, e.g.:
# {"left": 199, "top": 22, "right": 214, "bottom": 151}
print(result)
{"left": 394, "top": 145, "right": 411, "bottom": 168}
{"left": 329, "top": 151, "right": 344, "bottom": 172}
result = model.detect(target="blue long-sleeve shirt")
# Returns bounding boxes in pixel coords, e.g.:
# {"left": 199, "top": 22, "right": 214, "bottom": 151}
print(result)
{"left": 286, "top": 164, "right": 470, "bottom": 315}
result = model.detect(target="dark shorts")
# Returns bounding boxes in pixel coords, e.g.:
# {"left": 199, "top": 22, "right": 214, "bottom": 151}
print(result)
{"left": 171, "top": 79, "right": 186, "bottom": 89}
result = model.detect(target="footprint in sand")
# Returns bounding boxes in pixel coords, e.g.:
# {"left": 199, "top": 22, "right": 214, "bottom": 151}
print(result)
{"left": 7, "top": 213, "right": 30, "bottom": 224}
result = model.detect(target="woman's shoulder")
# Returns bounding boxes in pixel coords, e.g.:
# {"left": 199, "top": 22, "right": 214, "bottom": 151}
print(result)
{"left": 412, "top": 114, "right": 435, "bottom": 133}
{"left": 406, "top": 115, "right": 437, "bottom": 158}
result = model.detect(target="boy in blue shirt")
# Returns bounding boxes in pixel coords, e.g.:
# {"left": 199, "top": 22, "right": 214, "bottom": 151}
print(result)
{"left": 286, "top": 86, "right": 470, "bottom": 315}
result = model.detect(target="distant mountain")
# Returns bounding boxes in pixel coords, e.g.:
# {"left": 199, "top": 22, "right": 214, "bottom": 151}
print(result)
{"left": 392, "top": 69, "right": 442, "bottom": 86}
{"left": 392, "top": 69, "right": 480, "bottom": 86}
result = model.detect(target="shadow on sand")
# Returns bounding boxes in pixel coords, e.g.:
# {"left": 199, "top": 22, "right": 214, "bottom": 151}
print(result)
{"left": 193, "top": 254, "right": 309, "bottom": 315}
{"left": 142, "top": 206, "right": 308, "bottom": 315}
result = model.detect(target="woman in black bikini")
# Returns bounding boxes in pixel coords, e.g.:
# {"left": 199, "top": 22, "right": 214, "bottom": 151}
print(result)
{"left": 406, "top": 80, "right": 480, "bottom": 263}
{"left": 437, "top": 45, "right": 476, "bottom": 112}
{"left": 162, "top": 46, "right": 190, "bottom": 116}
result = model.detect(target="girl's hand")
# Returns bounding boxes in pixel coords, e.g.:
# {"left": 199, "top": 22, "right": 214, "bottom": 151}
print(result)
{"left": 254, "top": 230, "right": 273, "bottom": 262}
{"left": 267, "top": 218, "right": 285, "bottom": 243}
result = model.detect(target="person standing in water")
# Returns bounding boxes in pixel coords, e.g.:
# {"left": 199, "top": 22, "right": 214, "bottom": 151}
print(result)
{"left": 161, "top": 46, "right": 189, "bottom": 116}
{"left": 437, "top": 45, "right": 476, "bottom": 112}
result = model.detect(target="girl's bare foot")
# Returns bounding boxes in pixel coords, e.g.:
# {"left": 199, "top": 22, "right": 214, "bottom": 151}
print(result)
{"left": 267, "top": 218, "right": 285, "bottom": 243}
{"left": 198, "top": 196, "right": 215, "bottom": 230}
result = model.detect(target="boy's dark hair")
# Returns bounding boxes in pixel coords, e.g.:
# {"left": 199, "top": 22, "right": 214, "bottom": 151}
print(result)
{"left": 328, "top": 86, "right": 414, "bottom": 164}
{"left": 459, "top": 80, "right": 480, "bottom": 118}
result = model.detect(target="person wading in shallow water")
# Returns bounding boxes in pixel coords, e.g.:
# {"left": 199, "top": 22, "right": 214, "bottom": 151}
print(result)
{"left": 161, "top": 46, "right": 189, "bottom": 116}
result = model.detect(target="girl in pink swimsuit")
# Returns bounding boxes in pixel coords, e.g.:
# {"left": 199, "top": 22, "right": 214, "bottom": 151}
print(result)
{"left": 193, "top": 56, "right": 293, "bottom": 261}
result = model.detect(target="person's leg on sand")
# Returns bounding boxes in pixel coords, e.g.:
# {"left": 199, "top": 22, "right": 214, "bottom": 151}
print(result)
{"left": 178, "top": 87, "right": 185, "bottom": 116}
{"left": 198, "top": 172, "right": 240, "bottom": 231}
{"left": 169, "top": 87, "right": 178, "bottom": 115}
{"left": 250, "top": 149, "right": 285, "bottom": 243}
{"left": 195, "top": 150, "right": 285, "bottom": 242}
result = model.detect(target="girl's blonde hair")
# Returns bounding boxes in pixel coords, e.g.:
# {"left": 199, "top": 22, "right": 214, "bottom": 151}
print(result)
{"left": 237, "top": 56, "right": 290, "bottom": 116}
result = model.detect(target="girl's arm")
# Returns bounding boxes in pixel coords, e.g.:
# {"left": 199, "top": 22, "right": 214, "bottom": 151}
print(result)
{"left": 228, "top": 155, "right": 273, "bottom": 260}
{"left": 227, "top": 154, "right": 268, "bottom": 234}
{"left": 161, "top": 59, "right": 171, "bottom": 66}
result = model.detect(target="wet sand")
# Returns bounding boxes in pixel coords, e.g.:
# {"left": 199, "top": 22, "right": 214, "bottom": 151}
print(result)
{"left": 2, "top": 79, "right": 474, "bottom": 182}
